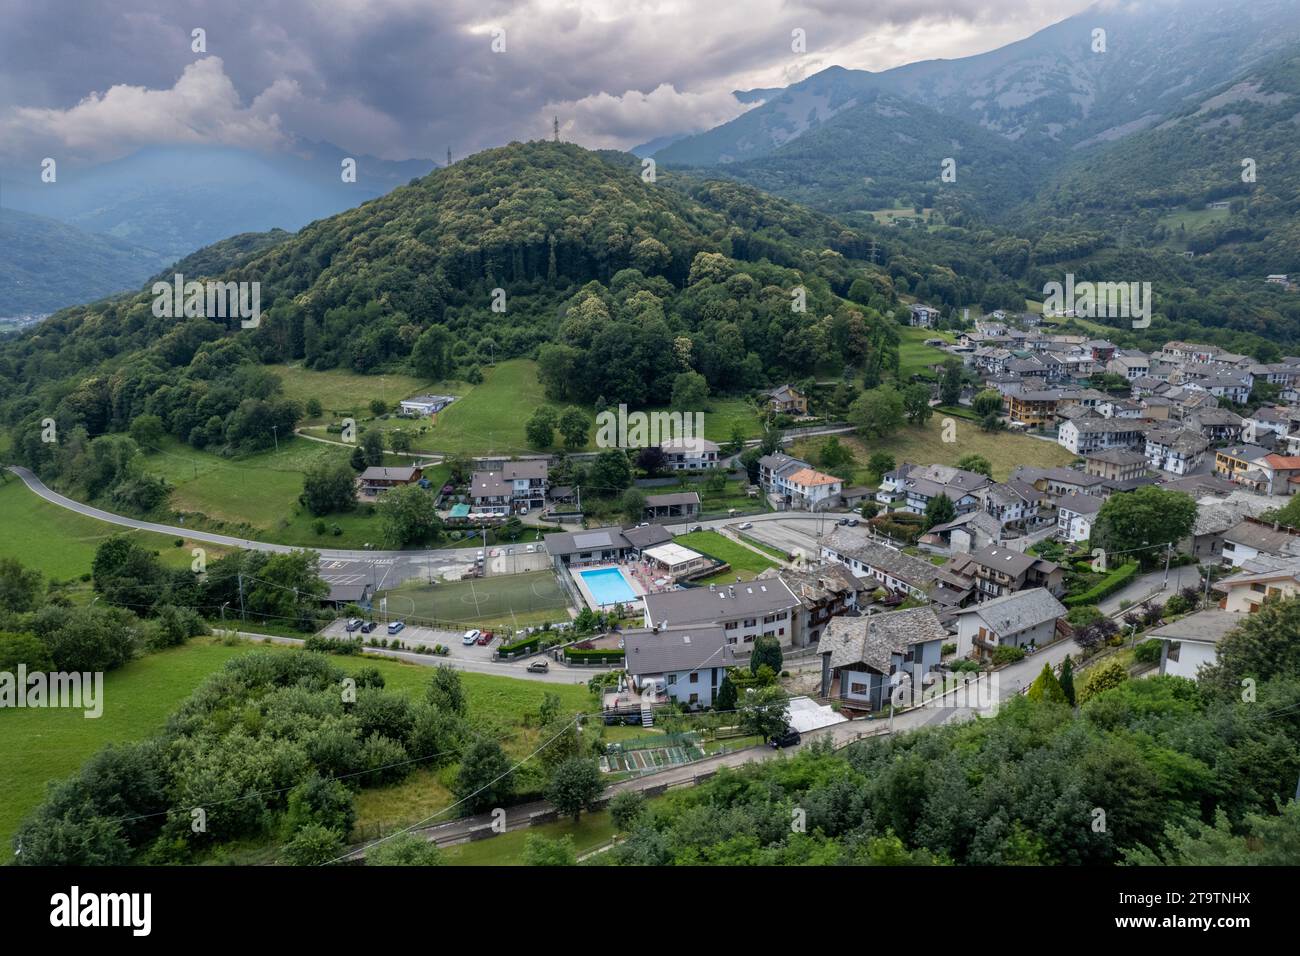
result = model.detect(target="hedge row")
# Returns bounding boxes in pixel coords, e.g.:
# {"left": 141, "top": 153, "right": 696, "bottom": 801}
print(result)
{"left": 564, "top": 648, "right": 625, "bottom": 664}
{"left": 1064, "top": 561, "right": 1139, "bottom": 607}
{"left": 498, "top": 635, "right": 542, "bottom": 656}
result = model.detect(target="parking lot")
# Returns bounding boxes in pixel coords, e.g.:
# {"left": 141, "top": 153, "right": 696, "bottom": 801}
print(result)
{"left": 317, "top": 617, "right": 508, "bottom": 662}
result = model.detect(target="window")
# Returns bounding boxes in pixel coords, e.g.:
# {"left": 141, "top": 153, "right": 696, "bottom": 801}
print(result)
{"left": 667, "top": 674, "right": 677, "bottom": 685}
{"left": 1166, "top": 641, "right": 1181, "bottom": 662}
{"left": 850, "top": 682, "right": 868, "bottom": 696}
{"left": 689, "top": 672, "right": 699, "bottom": 684}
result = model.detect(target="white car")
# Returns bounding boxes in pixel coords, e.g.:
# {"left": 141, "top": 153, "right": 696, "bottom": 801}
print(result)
{"left": 462, "top": 629, "right": 481, "bottom": 645}
{"left": 738, "top": 522, "right": 753, "bottom": 530}
{"left": 525, "top": 544, "right": 536, "bottom": 553}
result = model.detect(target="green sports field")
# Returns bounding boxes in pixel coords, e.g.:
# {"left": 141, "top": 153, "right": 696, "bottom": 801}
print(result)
{"left": 380, "top": 569, "right": 573, "bottom": 629}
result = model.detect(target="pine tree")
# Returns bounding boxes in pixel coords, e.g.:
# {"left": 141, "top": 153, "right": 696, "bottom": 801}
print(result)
{"left": 1059, "top": 654, "right": 1076, "bottom": 707}
{"left": 715, "top": 672, "right": 738, "bottom": 712}
{"left": 1026, "top": 662, "right": 1067, "bottom": 705}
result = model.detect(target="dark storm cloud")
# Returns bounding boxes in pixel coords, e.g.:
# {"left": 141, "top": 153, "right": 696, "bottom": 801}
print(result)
{"left": 0, "top": 0, "right": 1093, "bottom": 164}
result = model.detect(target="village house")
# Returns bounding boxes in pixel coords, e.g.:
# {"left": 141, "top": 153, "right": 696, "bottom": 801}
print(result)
{"left": 1144, "top": 427, "right": 1209, "bottom": 476}
{"left": 642, "top": 578, "right": 801, "bottom": 649}
{"left": 622, "top": 625, "right": 739, "bottom": 709}
{"left": 1216, "top": 558, "right": 1300, "bottom": 613}
{"left": 1107, "top": 352, "right": 1150, "bottom": 380}
{"left": 909, "top": 303, "right": 941, "bottom": 328}
{"left": 468, "top": 459, "right": 548, "bottom": 515}
{"left": 1082, "top": 448, "right": 1149, "bottom": 481}
{"left": 943, "top": 545, "right": 1065, "bottom": 601}
{"left": 759, "top": 563, "right": 863, "bottom": 647}
{"left": 1178, "top": 492, "right": 1275, "bottom": 561}
{"left": 757, "top": 452, "right": 842, "bottom": 510}
{"left": 922, "top": 510, "right": 1005, "bottom": 555}
{"left": 1188, "top": 407, "right": 1245, "bottom": 444}
{"left": 952, "top": 588, "right": 1067, "bottom": 661}
{"left": 1056, "top": 417, "right": 1147, "bottom": 455}
{"left": 876, "top": 462, "right": 990, "bottom": 516}
{"left": 1145, "top": 610, "right": 1240, "bottom": 681}
{"left": 658, "top": 435, "right": 721, "bottom": 471}
{"left": 359, "top": 465, "right": 423, "bottom": 495}
{"left": 764, "top": 384, "right": 809, "bottom": 416}
{"left": 980, "top": 480, "right": 1047, "bottom": 532}
{"left": 1010, "top": 465, "right": 1108, "bottom": 503}
{"left": 1220, "top": 517, "right": 1300, "bottom": 568}
{"left": 1056, "top": 493, "right": 1104, "bottom": 543}
{"left": 1213, "top": 444, "right": 1271, "bottom": 483}
{"left": 818, "top": 607, "right": 949, "bottom": 710}
{"left": 820, "top": 527, "right": 940, "bottom": 600}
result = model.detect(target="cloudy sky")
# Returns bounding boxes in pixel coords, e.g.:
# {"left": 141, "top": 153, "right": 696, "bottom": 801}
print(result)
{"left": 0, "top": 0, "right": 1095, "bottom": 167}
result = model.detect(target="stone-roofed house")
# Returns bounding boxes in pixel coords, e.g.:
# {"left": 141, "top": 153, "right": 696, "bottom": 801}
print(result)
{"left": 1056, "top": 493, "right": 1104, "bottom": 543}
{"left": 877, "top": 462, "right": 991, "bottom": 515}
{"left": 952, "top": 588, "right": 1067, "bottom": 661}
{"left": 759, "top": 563, "right": 863, "bottom": 647}
{"left": 818, "top": 606, "right": 949, "bottom": 710}
{"left": 1082, "top": 448, "right": 1149, "bottom": 482}
{"left": 943, "top": 545, "right": 1065, "bottom": 601}
{"left": 820, "top": 527, "right": 940, "bottom": 599}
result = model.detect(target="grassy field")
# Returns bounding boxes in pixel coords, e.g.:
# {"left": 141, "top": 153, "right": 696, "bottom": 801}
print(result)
{"left": 897, "top": 327, "right": 957, "bottom": 378}
{"left": 0, "top": 639, "right": 258, "bottom": 851}
{"left": 674, "top": 530, "right": 779, "bottom": 582}
{"left": 1156, "top": 206, "right": 1230, "bottom": 247}
{"left": 0, "top": 477, "right": 227, "bottom": 581}
{"left": 792, "top": 416, "right": 1075, "bottom": 483}
{"left": 134, "top": 437, "right": 408, "bottom": 549}
{"left": 301, "top": 359, "right": 765, "bottom": 457}
{"left": 379, "top": 570, "right": 574, "bottom": 630}
{"left": 868, "top": 206, "right": 934, "bottom": 223}
{"left": 270, "top": 365, "right": 447, "bottom": 423}
{"left": 0, "top": 634, "right": 595, "bottom": 855}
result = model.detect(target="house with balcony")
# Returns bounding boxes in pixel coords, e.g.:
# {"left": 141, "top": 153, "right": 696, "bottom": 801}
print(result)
{"left": 642, "top": 578, "right": 801, "bottom": 650}
{"left": 1188, "top": 407, "right": 1245, "bottom": 444}
{"left": 942, "top": 545, "right": 1065, "bottom": 602}
{"left": 468, "top": 459, "right": 548, "bottom": 515}
{"left": 1056, "top": 493, "right": 1104, "bottom": 544}
{"left": 952, "top": 588, "right": 1068, "bottom": 661}
{"left": 1213, "top": 444, "right": 1271, "bottom": 483}
{"left": 1057, "top": 416, "right": 1146, "bottom": 455}
{"left": 764, "top": 384, "right": 809, "bottom": 416}
{"left": 818, "top": 607, "right": 949, "bottom": 710}
{"left": 980, "top": 480, "right": 1046, "bottom": 533}
{"left": 622, "top": 625, "right": 739, "bottom": 710}
{"left": 761, "top": 563, "right": 863, "bottom": 647}
{"left": 876, "top": 462, "right": 990, "bottom": 516}
{"left": 820, "top": 527, "right": 940, "bottom": 600}
{"left": 1010, "top": 466, "right": 1107, "bottom": 503}
{"left": 658, "top": 436, "right": 721, "bottom": 471}
{"left": 359, "top": 465, "right": 424, "bottom": 495}
{"left": 909, "top": 303, "right": 941, "bottom": 328}
{"left": 1144, "top": 426, "right": 1209, "bottom": 476}
{"left": 1082, "top": 448, "right": 1148, "bottom": 481}
{"left": 1221, "top": 518, "right": 1300, "bottom": 568}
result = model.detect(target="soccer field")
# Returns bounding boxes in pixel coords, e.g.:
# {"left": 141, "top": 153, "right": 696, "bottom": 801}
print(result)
{"left": 379, "top": 570, "right": 573, "bottom": 629}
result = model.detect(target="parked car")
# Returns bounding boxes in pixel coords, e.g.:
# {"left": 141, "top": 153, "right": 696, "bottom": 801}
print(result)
{"left": 360, "top": 621, "right": 376, "bottom": 634}
{"left": 525, "top": 544, "right": 536, "bottom": 553}
{"left": 690, "top": 525, "right": 704, "bottom": 532}
{"left": 837, "top": 517, "right": 849, "bottom": 526}
{"left": 527, "top": 659, "right": 550, "bottom": 673}
{"left": 387, "top": 621, "right": 405, "bottom": 635}
{"left": 738, "top": 522, "right": 753, "bottom": 530}
{"left": 344, "top": 618, "right": 363, "bottom": 632}
{"left": 769, "top": 727, "right": 801, "bottom": 749}
{"left": 462, "top": 628, "right": 481, "bottom": 645}
{"left": 847, "top": 518, "right": 860, "bottom": 527}
{"left": 476, "top": 630, "right": 493, "bottom": 646}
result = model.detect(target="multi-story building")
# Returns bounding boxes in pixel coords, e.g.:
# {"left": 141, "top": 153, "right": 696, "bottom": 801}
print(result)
{"left": 468, "top": 459, "right": 548, "bottom": 514}
{"left": 820, "top": 527, "right": 940, "bottom": 599}
{"left": 642, "top": 578, "right": 801, "bottom": 649}
{"left": 942, "top": 545, "right": 1065, "bottom": 601}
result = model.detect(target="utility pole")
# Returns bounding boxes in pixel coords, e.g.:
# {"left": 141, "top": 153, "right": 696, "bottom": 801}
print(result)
{"left": 1163, "top": 541, "right": 1172, "bottom": 588}
{"left": 237, "top": 573, "right": 246, "bottom": 624}
{"left": 272, "top": 424, "right": 279, "bottom": 453}
{"left": 446, "top": 146, "right": 452, "bottom": 167}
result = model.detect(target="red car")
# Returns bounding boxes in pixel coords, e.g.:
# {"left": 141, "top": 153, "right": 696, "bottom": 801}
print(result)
{"left": 476, "top": 630, "right": 494, "bottom": 646}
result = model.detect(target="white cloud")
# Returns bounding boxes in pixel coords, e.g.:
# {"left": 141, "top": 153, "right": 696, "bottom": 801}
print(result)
{"left": 1, "top": 57, "right": 290, "bottom": 162}
{"left": 544, "top": 83, "right": 756, "bottom": 149}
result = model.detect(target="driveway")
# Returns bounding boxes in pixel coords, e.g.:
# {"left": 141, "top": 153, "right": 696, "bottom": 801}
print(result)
{"left": 1097, "top": 562, "right": 1204, "bottom": 615}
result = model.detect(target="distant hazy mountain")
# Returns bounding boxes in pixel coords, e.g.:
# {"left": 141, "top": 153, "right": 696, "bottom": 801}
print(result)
{"left": 0, "top": 208, "right": 170, "bottom": 316}
{"left": 655, "top": 0, "right": 1300, "bottom": 167}
{"left": 1, "top": 142, "right": 435, "bottom": 262}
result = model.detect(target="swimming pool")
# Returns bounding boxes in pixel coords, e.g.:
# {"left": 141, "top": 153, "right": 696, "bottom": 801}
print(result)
{"left": 579, "top": 567, "right": 638, "bottom": 606}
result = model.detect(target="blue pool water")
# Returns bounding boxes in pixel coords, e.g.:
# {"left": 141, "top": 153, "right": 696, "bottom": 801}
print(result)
{"left": 579, "top": 567, "right": 637, "bottom": 605}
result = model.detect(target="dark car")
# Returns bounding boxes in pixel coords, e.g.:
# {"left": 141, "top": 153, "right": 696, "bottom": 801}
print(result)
{"left": 768, "top": 727, "right": 801, "bottom": 749}
{"left": 360, "top": 621, "right": 376, "bottom": 634}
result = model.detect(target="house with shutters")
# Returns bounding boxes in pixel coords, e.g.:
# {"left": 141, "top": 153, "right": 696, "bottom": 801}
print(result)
{"left": 952, "top": 588, "right": 1067, "bottom": 661}
{"left": 818, "top": 606, "right": 949, "bottom": 710}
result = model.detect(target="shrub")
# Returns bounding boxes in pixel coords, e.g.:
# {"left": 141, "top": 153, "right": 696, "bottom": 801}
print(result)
{"left": 1064, "top": 562, "right": 1139, "bottom": 607}
{"left": 1078, "top": 660, "right": 1130, "bottom": 704}
{"left": 1134, "top": 639, "right": 1163, "bottom": 665}
{"left": 991, "top": 645, "right": 1026, "bottom": 665}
